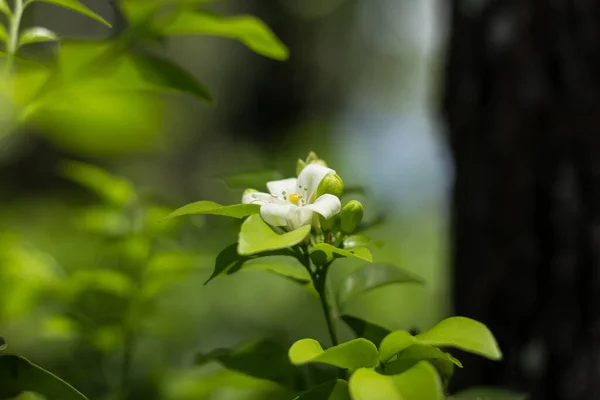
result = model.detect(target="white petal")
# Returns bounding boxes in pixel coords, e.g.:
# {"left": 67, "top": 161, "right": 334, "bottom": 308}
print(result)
{"left": 266, "top": 178, "right": 297, "bottom": 201}
{"left": 305, "top": 194, "right": 342, "bottom": 219}
{"left": 260, "top": 203, "right": 296, "bottom": 227}
{"left": 296, "top": 164, "right": 335, "bottom": 202}
{"left": 286, "top": 207, "right": 314, "bottom": 230}
{"left": 242, "top": 191, "right": 272, "bottom": 205}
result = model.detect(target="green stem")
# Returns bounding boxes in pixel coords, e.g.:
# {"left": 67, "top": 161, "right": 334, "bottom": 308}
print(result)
{"left": 317, "top": 278, "right": 339, "bottom": 346}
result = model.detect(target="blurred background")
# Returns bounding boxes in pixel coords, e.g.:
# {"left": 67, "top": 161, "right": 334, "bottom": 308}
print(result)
{"left": 2, "top": 0, "right": 597, "bottom": 399}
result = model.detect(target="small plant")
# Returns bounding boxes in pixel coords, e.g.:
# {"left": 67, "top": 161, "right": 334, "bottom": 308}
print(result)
{"left": 169, "top": 152, "right": 522, "bottom": 399}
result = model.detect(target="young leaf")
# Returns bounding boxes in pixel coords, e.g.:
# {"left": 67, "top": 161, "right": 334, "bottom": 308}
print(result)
{"left": 310, "top": 243, "right": 372, "bottom": 266}
{"left": 449, "top": 387, "right": 529, "bottom": 400}
{"left": 160, "top": 11, "right": 289, "bottom": 60}
{"left": 383, "top": 344, "right": 462, "bottom": 377}
{"left": 415, "top": 317, "right": 502, "bottom": 360}
{"left": 288, "top": 338, "right": 379, "bottom": 370}
{"left": 29, "top": 0, "right": 111, "bottom": 27}
{"left": 389, "top": 361, "right": 445, "bottom": 400}
{"left": 336, "top": 264, "right": 425, "bottom": 310}
{"left": 341, "top": 315, "right": 390, "bottom": 348}
{"left": 168, "top": 201, "right": 260, "bottom": 219}
{"left": 19, "top": 27, "right": 59, "bottom": 47}
{"left": 0, "top": 355, "right": 88, "bottom": 399}
{"left": 59, "top": 160, "right": 134, "bottom": 207}
{"left": 348, "top": 368, "right": 403, "bottom": 400}
{"left": 294, "top": 379, "right": 350, "bottom": 400}
{"left": 238, "top": 214, "right": 310, "bottom": 256}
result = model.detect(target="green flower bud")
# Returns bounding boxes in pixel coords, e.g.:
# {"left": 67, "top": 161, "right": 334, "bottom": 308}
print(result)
{"left": 310, "top": 159, "right": 328, "bottom": 168}
{"left": 306, "top": 151, "right": 319, "bottom": 163}
{"left": 318, "top": 214, "right": 337, "bottom": 232}
{"left": 296, "top": 159, "right": 306, "bottom": 176}
{"left": 316, "top": 173, "right": 344, "bottom": 199}
{"left": 340, "top": 200, "right": 364, "bottom": 233}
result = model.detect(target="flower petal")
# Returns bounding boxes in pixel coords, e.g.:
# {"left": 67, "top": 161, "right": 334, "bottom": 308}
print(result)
{"left": 242, "top": 191, "right": 273, "bottom": 205}
{"left": 260, "top": 203, "right": 297, "bottom": 227}
{"left": 296, "top": 164, "right": 335, "bottom": 202}
{"left": 267, "top": 178, "right": 297, "bottom": 201}
{"left": 305, "top": 194, "right": 342, "bottom": 219}
{"left": 286, "top": 207, "right": 315, "bottom": 230}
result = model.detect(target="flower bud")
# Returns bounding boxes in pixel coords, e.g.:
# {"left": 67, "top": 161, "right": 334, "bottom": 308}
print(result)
{"left": 296, "top": 159, "right": 306, "bottom": 176}
{"left": 316, "top": 173, "right": 344, "bottom": 199}
{"left": 340, "top": 200, "right": 364, "bottom": 233}
{"left": 319, "top": 214, "right": 337, "bottom": 232}
{"left": 306, "top": 151, "right": 319, "bottom": 163}
{"left": 310, "top": 159, "right": 328, "bottom": 168}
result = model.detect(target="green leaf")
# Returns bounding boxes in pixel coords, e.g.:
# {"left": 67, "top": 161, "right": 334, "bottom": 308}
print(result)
{"left": 109, "top": 53, "right": 213, "bottom": 101}
{"left": 196, "top": 339, "right": 300, "bottom": 388}
{"left": 288, "top": 338, "right": 379, "bottom": 370}
{"left": 310, "top": 243, "right": 372, "bottom": 266}
{"left": 243, "top": 256, "right": 311, "bottom": 285}
{"left": 383, "top": 344, "right": 461, "bottom": 377}
{"left": 19, "top": 27, "right": 58, "bottom": 47}
{"left": 0, "top": 355, "right": 88, "bottom": 399}
{"left": 337, "top": 264, "right": 424, "bottom": 310}
{"left": 205, "top": 243, "right": 245, "bottom": 284}
{"left": 378, "top": 330, "right": 419, "bottom": 362}
{"left": 416, "top": 317, "right": 502, "bottom": 360}
{"left": 294, "top": 379, "right": 350, "bottom": 400}
{"left": 168, "top": 201, "right": 260, "bottom": 219}
{"left": 59, "top": 160, "right": 134, "bottom": 207}
{"left": 450, "top": 387, "right": 529, "bottom": 400}
{"left": 161, "top": 11, "right": 289, "bottom": 60}
{"left": 348, "top": 368, "right": 403, "bottom": 400}
{"left": 31, "top": 0, "right": 111, "bottom": 27}
{"left": 390, "top": 361, "right": 445, "bottom": 400}
{"left": 0, "top": 24, "right": 7, "bottom": 45}
{"left": 0, "top": 0, "right": 10, "bottom": 17}
{"left": 342, "top": 235, "right": 383, "bottom": 250}
{"left": 238, "top": 214, "right": 310, "bottom": 256}
{"left": 222, "top": 170, "right": 284, "bottom": 189}
{"left": 341, "top": 315, "right": 390, "bottom": 348}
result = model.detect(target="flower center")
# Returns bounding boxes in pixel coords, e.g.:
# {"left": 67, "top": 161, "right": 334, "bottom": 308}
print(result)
{"left": 289, "top": 193, "right": 302, "bottom": 205}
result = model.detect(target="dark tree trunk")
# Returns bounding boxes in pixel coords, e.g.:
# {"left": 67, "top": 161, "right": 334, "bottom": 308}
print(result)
{"left": 444, "top": 1, "right": 600, "bottom": 400}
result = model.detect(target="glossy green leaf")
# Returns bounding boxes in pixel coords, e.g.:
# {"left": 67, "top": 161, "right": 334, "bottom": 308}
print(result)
{"left": 19, "top": 27, "right": 58, "bottom": 47}
{"left": 341, "top": 315, "right": 390, "bottom": 348}
{"left": 343, "top": 235, "right": 383, "bottom": 250}
{"left": 59, "top": 160, "right": 134, "bottom": 207}
{"left": 205, "top": 243, "right": 245, "bottom": 284}
{"left": 161, "top": 11, "right": 289, "bottom": 60}
{"left": 416, "top": 317, "right": 502, "bottom": 360}
{"left": 0, "top": 355, "right": 88, "bottom": 399}
{"left": 383, "top": 344, "right": 461, "bottom": 376}
{"left": 379, "top": 330, "right": 419, "bottom": 362}
{"left": 238, "top": 214, "right": 310, "bottom": 256}
{"left": 337, "top": 264, "right": 424, "bottom": 309}
{"left": 288, "top": 338, "right": 379, "bottom": 370}
{"left": 450, "top": 387, "right": 528, "bottom": 400}
{"left": 196, "top": 339, "right": 299, "bottom": 388}
{"left": 30, "top": 0, "right": 111, "bottom": 27}
{"left": 168, "top": 201, "right": 260, "bottom": 219}
{"left": 294, "top": 379, "right": 350, "bottom": 400}
{"left": 348, "top": 368, "right": 403, "bottom": 400}
{"left": 310, "top": 243, "right": 372, "bottom": 266}
{"left": 390, "top": 361, "right": 445, "bottom": 400}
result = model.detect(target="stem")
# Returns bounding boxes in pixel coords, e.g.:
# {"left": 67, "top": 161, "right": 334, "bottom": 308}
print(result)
{"left": 3, "top": 0, "right": 24, "bottom": 77}
{"left": 317, "top": 279, "right": 339, "bottom": 346}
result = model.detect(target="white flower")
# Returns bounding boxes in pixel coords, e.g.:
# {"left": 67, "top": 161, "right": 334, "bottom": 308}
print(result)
{"left": 242, "top": 164, "right": 342, "bottom": 230}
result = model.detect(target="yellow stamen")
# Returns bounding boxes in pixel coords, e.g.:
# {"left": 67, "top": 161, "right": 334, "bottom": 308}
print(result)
{"left": 289, "top": 193, "right": 301, "bottom": 205}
